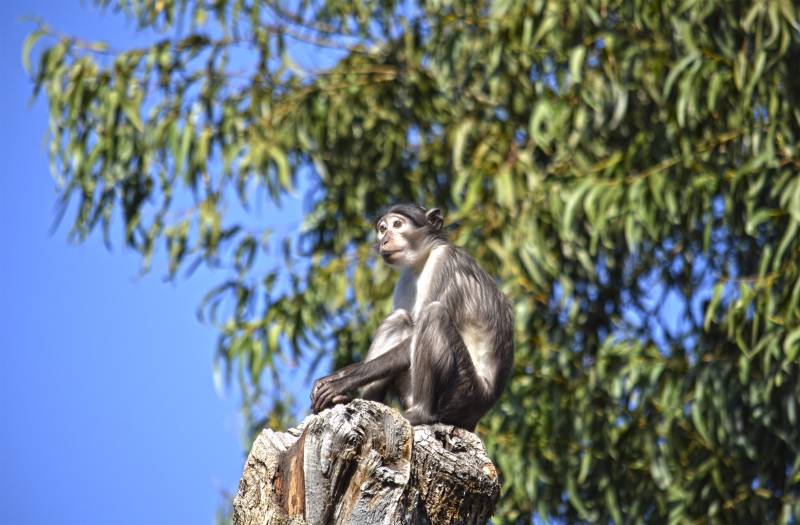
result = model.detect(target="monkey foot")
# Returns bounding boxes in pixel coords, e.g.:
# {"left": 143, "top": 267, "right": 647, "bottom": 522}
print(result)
{"left": 403, "top": 406, "right": 436, "bottom": 426}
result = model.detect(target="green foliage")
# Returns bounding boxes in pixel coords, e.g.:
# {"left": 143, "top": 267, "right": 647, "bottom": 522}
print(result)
{"left": 26, "top": 0, "right": 800, "bottom": 522}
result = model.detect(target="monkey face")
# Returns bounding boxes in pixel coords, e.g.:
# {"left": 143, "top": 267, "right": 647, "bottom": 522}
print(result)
{"left": 375, "top": 213, "right": 421, "bottom": 268}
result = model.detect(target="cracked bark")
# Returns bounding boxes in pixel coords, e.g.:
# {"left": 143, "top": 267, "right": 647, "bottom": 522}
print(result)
{"left": 232, "top": 400, "right": 500, "bottom": 525}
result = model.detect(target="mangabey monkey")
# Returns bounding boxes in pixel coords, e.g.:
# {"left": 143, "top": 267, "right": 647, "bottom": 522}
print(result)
{"left": 310, "top": 204, "right": 514, "bottom": 431}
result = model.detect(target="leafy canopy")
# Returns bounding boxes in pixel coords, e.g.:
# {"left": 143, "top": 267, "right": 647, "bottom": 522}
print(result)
{"left": 27, "top": 0, "right": 800, "bottom": 523}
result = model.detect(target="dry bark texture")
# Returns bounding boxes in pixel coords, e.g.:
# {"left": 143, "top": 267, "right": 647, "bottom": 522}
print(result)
{"left": 232, "top": 400, "right": 500, "bottom": 525}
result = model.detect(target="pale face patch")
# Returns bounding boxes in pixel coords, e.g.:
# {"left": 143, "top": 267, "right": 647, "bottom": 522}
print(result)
{"left": 376, "top": 214, "right": 411, "bottom": 267}
{"left": 375, "top": 213, "right": 409, "bottom": 238}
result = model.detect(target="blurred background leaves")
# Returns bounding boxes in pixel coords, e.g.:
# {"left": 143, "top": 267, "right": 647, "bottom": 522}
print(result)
{"left": 26, "top": 0, "right": 800, "bottom": 523}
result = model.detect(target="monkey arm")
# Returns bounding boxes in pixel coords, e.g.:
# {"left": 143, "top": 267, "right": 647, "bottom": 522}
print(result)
{"left": 310, "top": 338, "right": 410, "bottom": 413}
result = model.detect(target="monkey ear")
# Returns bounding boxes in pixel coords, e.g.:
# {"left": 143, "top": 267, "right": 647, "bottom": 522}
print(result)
{"left": 426, "top": 208, "right": 444, "bottom": 231}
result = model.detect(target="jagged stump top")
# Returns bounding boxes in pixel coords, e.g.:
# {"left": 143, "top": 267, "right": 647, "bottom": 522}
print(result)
{"left": 232, "top": 400, "right": 500, "bottom": 525}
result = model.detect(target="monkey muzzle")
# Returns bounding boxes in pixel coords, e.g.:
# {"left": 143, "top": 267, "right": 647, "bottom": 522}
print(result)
{"left": 380, "top": 249, "right": 402, "bottom": 263}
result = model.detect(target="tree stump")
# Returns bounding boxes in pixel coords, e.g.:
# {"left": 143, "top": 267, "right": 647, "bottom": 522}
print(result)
{"left": 232, "top": 400, "right": 500, "bottom": 525}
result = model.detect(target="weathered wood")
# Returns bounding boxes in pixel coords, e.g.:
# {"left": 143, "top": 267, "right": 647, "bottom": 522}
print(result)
{"left": 232, "top": 400, "right": 500, "bottom": 525}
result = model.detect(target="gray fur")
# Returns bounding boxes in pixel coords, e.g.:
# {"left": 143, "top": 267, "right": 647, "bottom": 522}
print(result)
{"left": 311, "top": 205, "right": 514, "bottom": 431}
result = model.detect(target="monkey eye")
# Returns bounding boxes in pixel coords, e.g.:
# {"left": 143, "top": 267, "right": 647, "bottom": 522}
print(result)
{"left": 392, "top": 220, "right": 402, "bottom": 228}
{"left": 378, "top": 224, "right": 387, "bottom": 234}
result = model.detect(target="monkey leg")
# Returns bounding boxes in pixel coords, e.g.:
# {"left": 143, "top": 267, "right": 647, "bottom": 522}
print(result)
{"left": 361, "top": 376, "right": 394, "bottom": 403}
{"left": 361, "top": 309, "right": 413, "bottom": 403}
{"left": 404, "top": 302, "right": 491, "bottom": 431}
{"left": 310, "top": 310, "right": 412, "bottom": 412}
{"left": 311, "top": 338, "right": 411, "bottom": 413}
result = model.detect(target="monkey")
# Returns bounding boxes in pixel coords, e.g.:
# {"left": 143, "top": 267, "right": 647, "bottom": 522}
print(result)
{"left": 310, "top": 204, "right": 514, "bottom": 431}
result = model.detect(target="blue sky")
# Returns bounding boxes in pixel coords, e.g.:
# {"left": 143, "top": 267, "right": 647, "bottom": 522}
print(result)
{"left": 0, "top": 3, "right": 310, "bottom": 523}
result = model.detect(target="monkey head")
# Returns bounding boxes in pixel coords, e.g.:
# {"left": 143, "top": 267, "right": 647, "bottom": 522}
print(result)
{"left": 374, "top": 204, "right": 445, "bottom": 269}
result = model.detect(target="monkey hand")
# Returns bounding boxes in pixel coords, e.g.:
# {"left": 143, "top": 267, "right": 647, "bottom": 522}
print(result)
{"left": 311, "top": 374, "right": 353, "bottom": 413}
